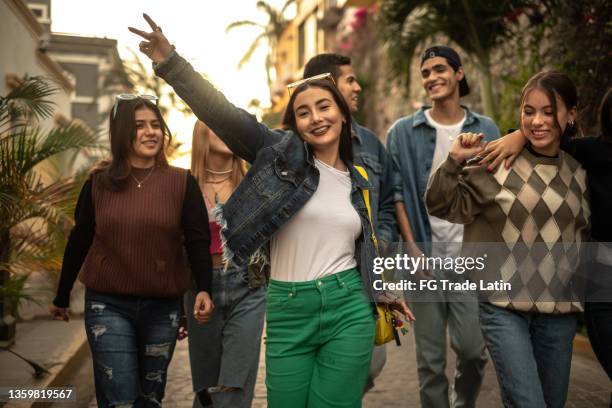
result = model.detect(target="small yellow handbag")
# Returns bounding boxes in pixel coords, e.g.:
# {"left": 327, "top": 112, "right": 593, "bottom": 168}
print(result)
{"left": 354, "top": 166, "right": 400, "bottom": 346}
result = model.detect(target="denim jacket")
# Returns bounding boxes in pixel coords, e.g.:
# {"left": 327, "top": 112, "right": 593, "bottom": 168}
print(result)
{"left": 155, "top": 52, "right": 382, "bottom": 301}
{"left": 352, "top": 122, "right": 398, "bottom": 245}
{"left": 386, "top": 106, "right": 500, "bottom": 244}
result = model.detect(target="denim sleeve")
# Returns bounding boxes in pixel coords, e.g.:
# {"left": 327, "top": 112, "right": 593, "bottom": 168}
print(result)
{"left": 386, "top": 126, "right": 405, "bottom": 203}
{"left": 154, "top": 51, "right": 282, "bottom": 163}
{"left": 485, "top": 119, "right": 501, "bottom": 141}
{"left": 376, "top": 146, "right": 398, "bottom": 243}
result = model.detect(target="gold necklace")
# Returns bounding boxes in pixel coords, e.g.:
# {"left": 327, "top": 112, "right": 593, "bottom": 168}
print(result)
{"left": 131, "top": 166, "right": 155, "bottom": 188}
{"left": 203, "top": 176, "right": 231, "bottom": 185}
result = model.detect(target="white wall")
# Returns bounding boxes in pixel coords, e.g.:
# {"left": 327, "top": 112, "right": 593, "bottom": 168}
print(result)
{"left": 0, "top": 0, "right": 72, "bottom": 128}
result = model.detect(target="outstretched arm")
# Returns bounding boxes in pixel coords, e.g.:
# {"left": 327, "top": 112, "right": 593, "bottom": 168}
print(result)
{"left": 478, "top": 129, "right": 526, "bottom": 171}
{"left": 129, "top": 14, "right": 281, "bottom": 163}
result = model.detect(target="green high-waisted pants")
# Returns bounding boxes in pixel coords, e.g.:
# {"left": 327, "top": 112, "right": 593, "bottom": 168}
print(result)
{"left": 265, "top": 268, "right": 375, "bottom": 408}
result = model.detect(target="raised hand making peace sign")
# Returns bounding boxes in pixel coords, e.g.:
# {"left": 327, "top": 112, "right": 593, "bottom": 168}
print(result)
{"left": 128, "top": 13, "right": 174, "bottom": 64}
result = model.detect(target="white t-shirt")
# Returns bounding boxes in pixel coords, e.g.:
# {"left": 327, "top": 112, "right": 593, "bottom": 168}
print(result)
{"left": 424, "top": 109, "right": 465, "bottom": 253}
{"left": 270, "top": 158, "right": 362, "bottom": 281}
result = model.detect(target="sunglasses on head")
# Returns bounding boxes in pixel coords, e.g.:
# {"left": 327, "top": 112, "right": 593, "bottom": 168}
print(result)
{"left": 112, "top": 94, "right": 159, "bottom": 118}
{"left": 287, "top": 73, "right": 336, "bottom": 96}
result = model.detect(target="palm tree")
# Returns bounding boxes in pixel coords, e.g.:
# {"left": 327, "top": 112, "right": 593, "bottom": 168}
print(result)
{"left": 379, "top": 0, "right": 530, "bottom": 120}
{"left": 0, "top": 76, "right": 99, "bottom": 341}
{"left": 226, "top": 0, "right": 295, "bottom": 91}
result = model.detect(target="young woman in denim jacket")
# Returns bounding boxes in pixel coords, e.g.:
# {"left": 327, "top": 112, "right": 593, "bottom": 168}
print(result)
{"left": 185, "top": 121, "right": 266, "bottom": 408}
{"left": 130, "top": 14, "right": 413, "bottom": 407}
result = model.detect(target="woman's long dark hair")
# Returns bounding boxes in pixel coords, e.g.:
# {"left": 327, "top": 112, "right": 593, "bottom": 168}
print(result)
{"left": 95, "top": 98, "right": 172, "bottom": 191}
{"left": 281, "top": 79, "right": 353, "bottom": 164}
{"left": 520, "top": 71, "right": 579, "bottom": 146}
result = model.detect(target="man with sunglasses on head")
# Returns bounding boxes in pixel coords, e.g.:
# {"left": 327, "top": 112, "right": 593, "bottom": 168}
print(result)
{"left": 386, "top": 46, "right": 499, "bottom": 408}
{"left": 303, "top": 53, "right": 398, "bottom": 394}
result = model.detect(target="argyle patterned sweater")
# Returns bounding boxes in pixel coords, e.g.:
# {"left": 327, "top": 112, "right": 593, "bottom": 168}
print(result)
{"left": 425, "top": 147, "right": 590, "bottom": 313}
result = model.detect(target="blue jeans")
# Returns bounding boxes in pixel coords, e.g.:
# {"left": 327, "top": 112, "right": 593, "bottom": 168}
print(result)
{"left": 478, "top": 302, "right": 577, "bottom": 408}
{"left": 184, "top": 266, "right": 265, "bottom": 408}
{"left": 84, "top": 289, "right": 181, "bottom": 407}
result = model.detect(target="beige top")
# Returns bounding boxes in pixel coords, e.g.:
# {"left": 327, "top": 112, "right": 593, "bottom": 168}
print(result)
{"left": 270, "top": 158, "right": 361, "bottom": 282}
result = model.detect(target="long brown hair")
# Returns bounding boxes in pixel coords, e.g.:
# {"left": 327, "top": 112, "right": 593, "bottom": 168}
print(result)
{"left": 95, "top": 98, "right": 171, "bottom": 190}
{"left": 190, "top": 120, "right": 246, "bottom": 195}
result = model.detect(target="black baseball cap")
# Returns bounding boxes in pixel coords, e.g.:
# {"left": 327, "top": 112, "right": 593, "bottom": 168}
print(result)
{"left": 420, "top": 45, "right": 470, "bottom": 97}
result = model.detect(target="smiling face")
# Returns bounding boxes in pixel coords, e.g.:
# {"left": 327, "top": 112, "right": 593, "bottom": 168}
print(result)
{"left": 336, "top": 64, "right": 362, "bottom": 113}
{"left": 129, "top": 106, "right": 163, "bottom": 167}
{"left": 293, "top": 86, "right": 345, "bottom": 154}
{"left": 420, "top": 56, "right": 463, "bottom": 101}
{"left": 521, "top": 88, "right": 576, "bottom": 156}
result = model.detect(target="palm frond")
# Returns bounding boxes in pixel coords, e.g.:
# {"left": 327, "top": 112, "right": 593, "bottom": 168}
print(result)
{"left": 256, "top": 1, "right": 278, "bottom": 19}
{"left": 3, "top": 123, "right": 99, "bottom": 175}
{"left": 0, "top": 76, "right": 57, "bottom": 124}
{"left": 280, "top": 0, "right": 296, "bottom": 15}
{"left": 226, "top": 20, "right": 265, "bottom": 33}
{"left": 238, "top": 33, "right": 267, "bottom": 68}
{"left": 379, "top": 3, "right": 442, "bottom": 89}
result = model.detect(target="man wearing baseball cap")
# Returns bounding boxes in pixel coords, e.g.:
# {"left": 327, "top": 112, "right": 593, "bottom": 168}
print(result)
{"left": 386, "top": 45, "right": 500, "bottom": 407}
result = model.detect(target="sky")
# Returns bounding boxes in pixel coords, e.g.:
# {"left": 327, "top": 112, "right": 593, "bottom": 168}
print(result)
{"left": 51, "top": 0, "right": 291, "bottom": 167}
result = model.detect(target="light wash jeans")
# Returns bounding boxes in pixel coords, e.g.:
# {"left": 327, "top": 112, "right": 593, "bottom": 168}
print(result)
{"left": 407, "top": 269, "right": 487, "bottom": 408}
{"left": 479, "top": 302, "right": 577, "bottom": 408}
{"left": 184, "top": 265, "right": 265, "bottom": 408}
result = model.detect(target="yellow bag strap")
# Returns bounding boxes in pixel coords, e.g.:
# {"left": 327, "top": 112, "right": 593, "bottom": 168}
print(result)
{"left": 354, "top": 165, "right": 378, "bottom": 252}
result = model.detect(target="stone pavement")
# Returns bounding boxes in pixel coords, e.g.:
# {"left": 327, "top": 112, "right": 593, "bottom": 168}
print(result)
{"left": 118, "top": 329, "right": 610, "bottom": 407}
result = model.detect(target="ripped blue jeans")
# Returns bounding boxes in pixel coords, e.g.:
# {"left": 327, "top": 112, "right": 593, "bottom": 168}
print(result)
{"left": 84, "top": 289, "right": 181, "bottom": 407}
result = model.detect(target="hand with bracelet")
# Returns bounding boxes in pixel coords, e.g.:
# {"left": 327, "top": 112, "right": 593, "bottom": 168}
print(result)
{"left": 377, "top": 291, "right": 416, "bottom": 322}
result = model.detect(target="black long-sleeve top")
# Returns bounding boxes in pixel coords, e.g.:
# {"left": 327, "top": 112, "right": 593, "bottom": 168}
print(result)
{"left": 563, "top": 136, "right": 612, "bottom": 242}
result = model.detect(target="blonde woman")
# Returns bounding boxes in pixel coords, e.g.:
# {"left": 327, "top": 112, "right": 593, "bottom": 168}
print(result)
{"left": 184, "top": 121, "right": 266, "bottom": 408}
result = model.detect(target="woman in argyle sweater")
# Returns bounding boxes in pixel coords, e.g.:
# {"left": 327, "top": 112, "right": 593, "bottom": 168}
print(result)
{"left": 425, "top": 71, "right": 589, "bottom": 408}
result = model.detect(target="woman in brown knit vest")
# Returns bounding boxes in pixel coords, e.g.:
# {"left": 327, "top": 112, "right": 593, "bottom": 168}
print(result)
{"left": 184, "top": 121, "right": 266, "bottom": 408}
{"left": 49, "top": 96, "right": 214, "bottom": 407}
{"left": 426, "top": 71, "right": 589, "bottom": 408}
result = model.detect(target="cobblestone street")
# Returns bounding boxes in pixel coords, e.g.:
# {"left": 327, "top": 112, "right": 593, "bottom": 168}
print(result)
{"left": 91, "top": 329, "right": 610, "bottom": 407}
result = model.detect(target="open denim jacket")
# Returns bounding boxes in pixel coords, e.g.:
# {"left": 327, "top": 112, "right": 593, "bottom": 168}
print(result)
{"left": 352, "top": 122, "right": 398, "bottom": 245}
{"left": 155, "top": 52, "right": 382, "bottom": 301}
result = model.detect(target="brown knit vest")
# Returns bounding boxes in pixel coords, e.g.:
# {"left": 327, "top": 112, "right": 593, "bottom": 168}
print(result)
{"left": 79, "top": 165, "right": 190, "bottom": 298}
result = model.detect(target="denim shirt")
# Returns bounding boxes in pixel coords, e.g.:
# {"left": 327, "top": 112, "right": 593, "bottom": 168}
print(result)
{"left": 386, "top": 106, "right": 500, "bottom": 244}
{"left": 155, "top": 52, "right": 382, "bottom": 301}
{"left": 352, "top": 122, "right": 398, "bottom": 244}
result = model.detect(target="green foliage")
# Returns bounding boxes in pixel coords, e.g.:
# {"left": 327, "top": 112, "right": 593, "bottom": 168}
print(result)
{"left": 536, "top": 0, "right": 612, "bottom": 133}
{"left": 378, "top": 0, "right": 612, "bottom": 131}
{"left": 378, "top": 1, "right": 527, "bottom": 86}
{"left": 0, "top": 76, "right": 100, "bottom": 317}
{"left": 378, "top": 0, "right": 543, "bottom": 120}
{"left": 0, "top": 274, "right": 39, "bottom": 317}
